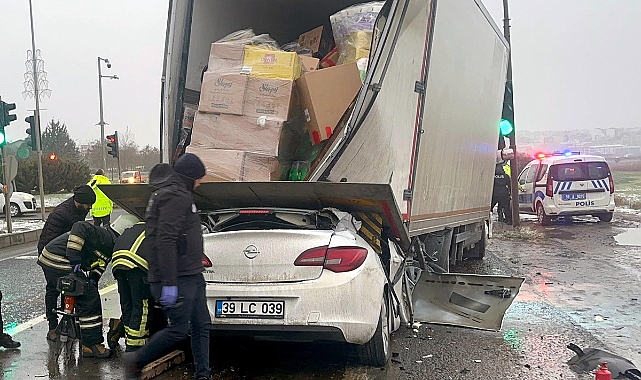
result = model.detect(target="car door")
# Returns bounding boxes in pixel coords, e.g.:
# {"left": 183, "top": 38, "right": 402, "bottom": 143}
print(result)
{"left": 412, "top": 272, "right": 524, "bottom": 331}
{"left": 517, "top": 165, "right": 533, "bottom": 212}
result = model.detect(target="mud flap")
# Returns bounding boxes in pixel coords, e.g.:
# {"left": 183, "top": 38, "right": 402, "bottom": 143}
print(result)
{"left": 411, "top": 272, "right": 524, "bottom": 331}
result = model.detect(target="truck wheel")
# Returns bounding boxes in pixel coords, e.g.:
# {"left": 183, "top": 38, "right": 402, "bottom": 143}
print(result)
{"left": 536, "top": 204, "right": 551, "bottom": 226}
{"left": 357, "top": 293, "right": 390, "bottom": 366}
{"left": 465, "top": 223, "right": 487, "bottom": 260}
{"left": 598, "top": 212, "right": 613, "bottom": 222}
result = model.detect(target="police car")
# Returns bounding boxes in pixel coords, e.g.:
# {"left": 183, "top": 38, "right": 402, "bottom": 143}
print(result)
{"left": 516, "top": 152, "right": 615, "bottom": 225}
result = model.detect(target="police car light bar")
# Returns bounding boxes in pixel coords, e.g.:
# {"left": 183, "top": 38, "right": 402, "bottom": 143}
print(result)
{"left": 534, "top": 151, "right": 581, "bottom": 160}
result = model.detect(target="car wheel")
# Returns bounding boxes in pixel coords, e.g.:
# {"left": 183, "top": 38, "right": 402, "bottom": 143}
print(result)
{"left": 357, "top": 293, "right": 390, "bottom": 366}
{"left": 598, "top": 212, "right": 613, "bottom": 222}
{"left": 536, "top": 203, "right": 551, "bottom": 226}
{"left": 4, "top": 203, "right": 21, "bottom": 217}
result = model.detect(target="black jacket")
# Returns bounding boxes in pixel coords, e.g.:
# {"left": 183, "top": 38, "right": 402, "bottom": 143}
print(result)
{"left": 37, "top": 221, "right": 116, "bottom": 281}
{"left": 145, "top": 163, "right": 204, "bottom": 286}
{"left": 37, "top": 197, "right": 89, "bottom": 254}
{"left": 493, "top": 165, "right": 511, "bottom": 198}
{"left": 112, "top": 222, "right": 148, "bottom": 274}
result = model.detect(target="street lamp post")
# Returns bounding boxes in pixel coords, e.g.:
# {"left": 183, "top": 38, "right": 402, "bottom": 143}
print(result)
{"left": 97, "top": 57, "right": 118, "bottom": 170}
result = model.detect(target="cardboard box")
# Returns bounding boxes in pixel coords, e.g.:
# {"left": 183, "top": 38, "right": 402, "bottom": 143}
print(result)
{"left": 319, "top": 47, "right": 339, "bottom": 68}
{"left": 208, "top": 42, "right": 245, "bottom": 71}
{"left": 339, "top": 31, "right": 372, "bottom": 65}
{"left": 299, "top": 55, "right": 320, "bottom": 72}
{"left": 191, "top": 112, "right": 284, "bottom": 156}
{"left": 298, "top": 26, "right": 323, "bottom": 53}
{"left": 296, "top": 63, "right": 362, "bottom": 144}
{"left": 198, "top": 72, "right": 248, "bottom": 115}
{"left": 242, "top": 47, "right": 302, "bottom": 80}
{"left": 189, "top": 146, "right": 279, "bottom": 182}
{"left": 244, "top": 77, "right": 294, "bottom": 121}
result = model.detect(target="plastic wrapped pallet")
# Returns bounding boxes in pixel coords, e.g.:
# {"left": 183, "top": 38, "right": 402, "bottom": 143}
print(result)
{"left": 330, "top": 2, "right": 384, "bottom": 65}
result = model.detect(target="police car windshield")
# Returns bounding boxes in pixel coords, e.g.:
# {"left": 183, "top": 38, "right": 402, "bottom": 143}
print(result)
{"left": 551, "top": 162, "right": 610, "bottom": 181}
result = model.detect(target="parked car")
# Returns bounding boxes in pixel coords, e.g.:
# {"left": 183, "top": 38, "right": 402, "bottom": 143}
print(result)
{"left": 0, "top": 183, "right": 38, "bottom": 217}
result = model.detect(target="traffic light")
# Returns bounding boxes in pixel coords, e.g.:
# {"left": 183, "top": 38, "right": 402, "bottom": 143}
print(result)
{"left": 25, "top": 115, "right": 38, "bottom": 150}
{"left": 0, "top": 100, "right": 18, "bottom": 148}
{"left": 107, "top": 132, "right": 119, "bottom": 158}
{"left": 499, "top": 82, "right": 515, "bottom": 137}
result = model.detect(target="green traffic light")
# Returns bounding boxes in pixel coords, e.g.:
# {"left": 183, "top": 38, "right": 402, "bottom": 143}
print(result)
{"left": 499, "top": 119, "right": 514, "bottom": 136}
{"left": 0, "top": 130, "right": 6, "bottom": 146}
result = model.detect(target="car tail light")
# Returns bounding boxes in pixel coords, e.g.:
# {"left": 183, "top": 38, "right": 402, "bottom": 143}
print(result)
{"left": 294, "top": 246, "right": 328, "bottom": 266}
{"left": 202, "top": 255, "right": 213, "bottom": 268}
{"left": 546, "top": 175, "right": 554, "bottom": 197}
{"left": 608, "top": 175, "right": 614, "bottom": 194}
{"left": 294, "top": 246, "right": 368, "bottom": 273}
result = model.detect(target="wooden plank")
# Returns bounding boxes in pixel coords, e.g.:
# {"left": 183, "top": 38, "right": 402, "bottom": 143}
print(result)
{"left": 140, "top": 350, "right": 185, "bottom": 380}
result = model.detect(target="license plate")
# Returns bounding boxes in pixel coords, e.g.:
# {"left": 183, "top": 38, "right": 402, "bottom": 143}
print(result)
{"left": 215, "top": 300, "right": 284, "bottom": 319}
{"left": 562, "top": 193, "right": 586, "bottom": 201}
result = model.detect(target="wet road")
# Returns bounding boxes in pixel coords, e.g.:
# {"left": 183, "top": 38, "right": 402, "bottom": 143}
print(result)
{"left": 2, "top": 211, "right": 639, "bottom": 379}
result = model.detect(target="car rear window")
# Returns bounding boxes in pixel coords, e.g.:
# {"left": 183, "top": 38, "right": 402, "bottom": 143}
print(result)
{"left": 550, "top": 162, "right": 610, "bottom": 181}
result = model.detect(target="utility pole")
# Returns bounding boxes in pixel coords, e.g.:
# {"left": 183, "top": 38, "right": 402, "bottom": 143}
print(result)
{"left": 28, "top": 0, "right": 46, "bottom": 222}
{"left": 98, "top": 57, "right": 106, "bottom": 170}
{"left": 503, "top": 0, "right": 520, "bottom": 228}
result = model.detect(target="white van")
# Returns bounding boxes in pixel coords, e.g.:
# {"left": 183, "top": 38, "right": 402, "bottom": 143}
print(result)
{"left": 517, "top": 153, "right": 615, "bottom": 225}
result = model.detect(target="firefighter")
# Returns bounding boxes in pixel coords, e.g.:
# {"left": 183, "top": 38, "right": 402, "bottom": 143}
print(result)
{"left": 87, "top": 169, "right": 114, "bottom": 226}
{"left": 492, "top": 163, "right": 512, "bottom": 224}
{"left": 107, "top": 221, "right": 166, "bottom": 352}
{"left": 37, "top": 214, "right": 138, "bottom": 357}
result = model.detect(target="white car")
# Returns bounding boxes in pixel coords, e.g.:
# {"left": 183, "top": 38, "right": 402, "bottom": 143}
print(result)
{"left": 0, "top": 184, "right": 38, "bottom": 217}
{"left": 103, "top": 181, "right": 523, "bottom": 366}
{"left": 517, "top": 153, "right": 616, "bottom": 225}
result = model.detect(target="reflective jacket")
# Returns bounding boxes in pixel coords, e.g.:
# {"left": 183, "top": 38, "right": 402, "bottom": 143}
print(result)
{"left": 112, "top": 222, "right": 148, "bottom": 274}
{"left": 37, "top": 221, "right": 116, "bottom": 281}
{"left": 88, "top": 174, "right": 113, "bottom": 218}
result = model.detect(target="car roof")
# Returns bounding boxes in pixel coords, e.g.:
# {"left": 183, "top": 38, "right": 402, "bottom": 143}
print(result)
{"left": 528, "top": 154, "right": 608, "bottom": 166}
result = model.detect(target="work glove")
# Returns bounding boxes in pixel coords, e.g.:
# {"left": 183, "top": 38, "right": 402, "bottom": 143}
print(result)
{"left": 72, "top": 264, "right": 82, "bottom": 273}
{"left": 159, "top": 286, "right": 178, "bottom": 307}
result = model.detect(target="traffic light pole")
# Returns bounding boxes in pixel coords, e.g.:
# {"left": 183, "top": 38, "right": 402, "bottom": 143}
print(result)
{"left": 2, "top": 145, "right": 12, "bottom": 233}
{"left": 29, "top": 0, "right": 46, "bottom": 222}
{"left": 503, "top": 0, "right": 520, "bottom": 228}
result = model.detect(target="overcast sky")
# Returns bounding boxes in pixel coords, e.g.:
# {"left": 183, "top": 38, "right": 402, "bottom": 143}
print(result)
{"left": 0, "top": 1, "right": 639, "bottom": 148}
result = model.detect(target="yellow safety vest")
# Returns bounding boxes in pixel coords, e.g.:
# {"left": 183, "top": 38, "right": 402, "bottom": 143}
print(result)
{"left": 88, "top": 175, "right": 113, "bottom": 217}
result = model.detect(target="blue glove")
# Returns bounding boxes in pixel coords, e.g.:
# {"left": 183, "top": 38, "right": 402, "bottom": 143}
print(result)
{"left": 72, "top": 264, "right": 81, "bottom": 272}
{"left": 159, "top": 286, "right": 178, "bottom": 307}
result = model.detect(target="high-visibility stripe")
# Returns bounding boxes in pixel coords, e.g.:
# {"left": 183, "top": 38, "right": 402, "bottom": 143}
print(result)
{"left": 112, "top": 251, "right": 149, "bottom": 270}
{"left": 80, "top": 321, "right": 102, "bottom": 329}
{"left": 79, "top": 315, "right": 101, "bottom": 322}
{"left": 112, "top": 259, "right": 138, "bottom": 269}
{"left": 68, "top": 234, "right": 85, "bottom": 245}
{"left": 125, "top": 337, "right": 149, "bottom": 346}
{"left": 130, "top": 231, "right": 146, "bottom": 255}
{"left": 38, "top": 255, "right": 72, "bottom": 271}
{"left": 66, "top": 241, "right": 83, "bottom": 251}
{"left": 93, "top": 250, "right": 109, "bottom": 262}
{"left": 355, "top": 212, "right": 383, "bottom": 254}
{"left": 41, "top": 249, "right": 70, "bottom": 264}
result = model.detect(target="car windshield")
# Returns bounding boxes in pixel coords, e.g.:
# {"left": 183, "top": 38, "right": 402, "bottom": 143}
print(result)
{"left": 551, "top": 162, "right": 610, "bottom": 181}
{"left": 122, "top": 172, "right": 136, "bottom": 177}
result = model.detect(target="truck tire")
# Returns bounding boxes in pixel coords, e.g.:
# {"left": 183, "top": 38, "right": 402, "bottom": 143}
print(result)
{"left": 598, "top": 212, "right": 613, "bottom": 222}
{"left": 536, "top": 204, "right": 551, "bottom": 226}
{"left": 358, "top": 293, "right": 390, "bottom": 366}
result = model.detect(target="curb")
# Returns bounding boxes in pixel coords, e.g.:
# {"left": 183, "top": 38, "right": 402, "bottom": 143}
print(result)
{"left": 0, "top": 228, "right": 42, "bottom": 249}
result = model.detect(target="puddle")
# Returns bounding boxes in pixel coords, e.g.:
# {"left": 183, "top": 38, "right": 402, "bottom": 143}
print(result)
{"left": 615, "top": 228, "right": 641, "bottom": 246}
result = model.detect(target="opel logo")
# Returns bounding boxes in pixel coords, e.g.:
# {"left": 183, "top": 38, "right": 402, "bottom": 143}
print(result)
{"left": 243, "top": 245, "right": 260, "bottom": 259}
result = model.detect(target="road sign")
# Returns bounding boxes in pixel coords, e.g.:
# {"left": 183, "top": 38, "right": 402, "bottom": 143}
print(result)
{"left": 6, "top": 154, "right": 18, "bottom": 181}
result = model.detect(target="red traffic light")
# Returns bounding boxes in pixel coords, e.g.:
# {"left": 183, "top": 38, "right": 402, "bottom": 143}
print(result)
{"left": 107, "top": 136, "right": 116, "bottom": 143}
{"left": 49, "top": 153, "right": 57, "bottom": 161}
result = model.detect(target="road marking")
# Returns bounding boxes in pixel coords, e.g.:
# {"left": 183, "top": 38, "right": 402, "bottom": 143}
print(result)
{"left": 8, "top": 283, "right": 118, "bottom": 335}
{"left": 13, "top": 255, "right": 38, "bottom": 260}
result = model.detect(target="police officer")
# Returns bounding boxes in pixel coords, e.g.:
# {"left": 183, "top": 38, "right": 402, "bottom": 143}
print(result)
{"left": 124, "top": 153, "right": 210, "bottom": 380}
{"left": 108, "top": 221, "right": 166, "bottom": 352}
{"left": 37, "top": 214, "right": 138, "bottom": 357}
{"left": 492, "top": 163, "right": 512, "bottom": 224}
{"left": 88, "top": 169, "right": 113, "bottom": 226}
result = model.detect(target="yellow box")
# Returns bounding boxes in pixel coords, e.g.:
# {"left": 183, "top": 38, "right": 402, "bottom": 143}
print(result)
{"left": 242, "top": 47, "right": 302, "bottom": 80}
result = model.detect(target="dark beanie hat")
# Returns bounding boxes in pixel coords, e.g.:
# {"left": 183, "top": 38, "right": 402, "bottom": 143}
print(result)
{"left": 73, "top": 185, "right": 96, "bottom": 205}
{"left": 174, "top": 153, "right": 206, "bottom": 180}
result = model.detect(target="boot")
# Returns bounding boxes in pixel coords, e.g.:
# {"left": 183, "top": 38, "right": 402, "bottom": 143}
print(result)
{"left": 0, "top": 333, "right": 20, "bottom": 349}
{"left": 46, "top": 330, "right": 58, "bottom": 342}
{"left": 107, "top": 318, "right": 124, "bottom": 349}
{"left": 82, "top": 343, "right": 112, "bottom": 358}
{"left": 123, "top": 351, "right": 142, "bottom": 379}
